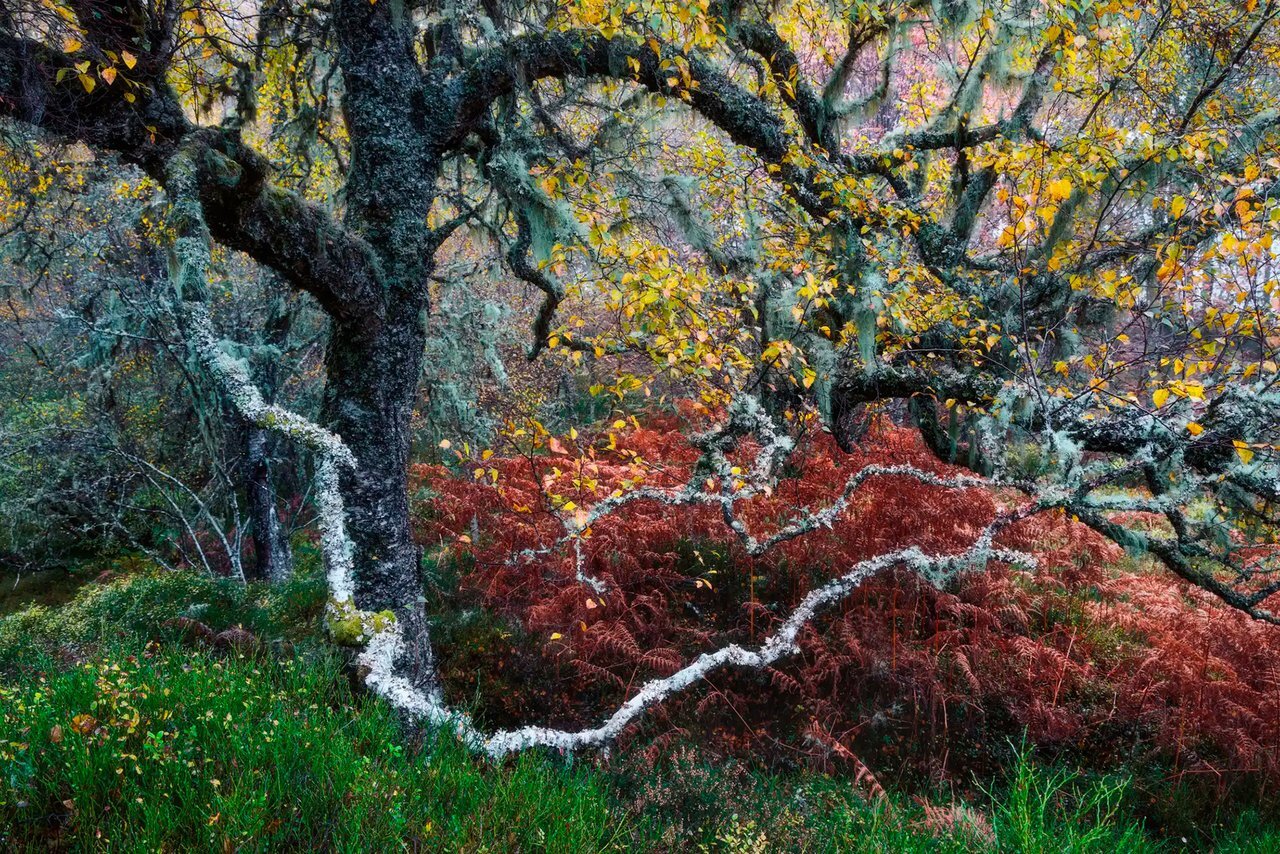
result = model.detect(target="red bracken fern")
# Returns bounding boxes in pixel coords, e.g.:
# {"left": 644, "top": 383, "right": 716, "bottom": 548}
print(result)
{"left": 412, "top": 408, "right": 1280, "bottom": 796}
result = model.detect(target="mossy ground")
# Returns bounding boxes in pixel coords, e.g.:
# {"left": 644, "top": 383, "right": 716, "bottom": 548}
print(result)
{"left": 0, "top": 565, "right": 1276, "bottom": 852}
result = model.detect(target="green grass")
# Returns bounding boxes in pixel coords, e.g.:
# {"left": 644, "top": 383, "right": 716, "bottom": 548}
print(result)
{"left": 0, "top": 555, "right": 328, "bottom": 670}
{"left": 0, "top": 567, "right": 1274, "bottom": 851}
{"left": 0, "top": 644, "right": 625, "bottom": 851}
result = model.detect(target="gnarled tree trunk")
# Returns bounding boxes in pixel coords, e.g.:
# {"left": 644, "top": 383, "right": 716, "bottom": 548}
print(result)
{"left": 322, "top": 304, "right": 428, "bottom": 616}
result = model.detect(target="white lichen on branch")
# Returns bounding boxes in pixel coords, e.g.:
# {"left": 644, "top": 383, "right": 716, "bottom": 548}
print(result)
{"left": 164, "top": 149, "right": 357, "bottom": 603}
{"left": 358, "top": 515, "right": 1035, "bottom": 758}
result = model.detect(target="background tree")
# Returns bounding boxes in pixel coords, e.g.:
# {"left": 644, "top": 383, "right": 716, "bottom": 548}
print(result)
{"left": 0, "top": 134, "right": 318, "bottom": 579}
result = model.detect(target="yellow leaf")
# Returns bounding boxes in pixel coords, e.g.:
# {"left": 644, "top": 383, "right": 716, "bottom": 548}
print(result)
{"left": 1170, "top": 196, "right": 1187, "bottom": 219}
{"left": 63, "top": 37, "right": 83, "bottom": 53}
{"left": 1234, "top": 440, "right": 1255, "bottom": 465}
{"left": 100, "top": 66, "right": 117, "bottom": 85}
{"left": 550, "top": 632, "right": 563, "bottom": 640}
{"left": 1153, "top": 388, "right": 1170, "bottom": 408}
{"left": 121, "top": 51, "right": 137, "bottom": 69}
{"left": 1046, "top": 178, "right": 1072, "bottom": 201}
{"left": 1186, "top": 422, "right": 1204, "bottom": 436}
{"left": 78, "top": 74, "right": 95, "bottom": 93}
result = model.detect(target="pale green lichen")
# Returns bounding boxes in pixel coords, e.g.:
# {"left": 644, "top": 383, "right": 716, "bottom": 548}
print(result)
{"left": 325, "top": 598, "right": 397, "bottom": 646}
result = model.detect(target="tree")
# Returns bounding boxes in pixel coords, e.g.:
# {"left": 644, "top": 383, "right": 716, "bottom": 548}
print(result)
{"left": 1, "top": 0, "right": 1279, "bottom": 752}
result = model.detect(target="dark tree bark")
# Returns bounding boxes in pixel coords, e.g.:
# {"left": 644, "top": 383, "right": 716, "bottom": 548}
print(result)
{"left": 321, "top": 305, "right": 427, "bottom": 614}
{"left": 244, "top": 293, "right": 295, "bottom": 584}
{"left": 245, "top": 424, "right": 291, "bottom": 583}
{"left": 315, "top": 0, "right": 444, "bottom": 678}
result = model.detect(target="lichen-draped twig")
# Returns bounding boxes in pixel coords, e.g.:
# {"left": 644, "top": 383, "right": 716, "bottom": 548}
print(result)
{"left": 510, "top": 396, "right": 989, "bottom": 587}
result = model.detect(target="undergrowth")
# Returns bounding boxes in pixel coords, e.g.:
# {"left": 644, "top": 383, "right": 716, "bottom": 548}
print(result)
{"left": 0, "top": 569, "right": 1277, "bottom": 850}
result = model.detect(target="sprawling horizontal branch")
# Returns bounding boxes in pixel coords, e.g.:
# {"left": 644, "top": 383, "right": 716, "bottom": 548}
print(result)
{"left": 361, "top": 512, "right": 1037, "bottom": 758}
{"left": 445, "top": 31, "right": 837, "bottom": 218}
{"left": 847, "top": 366, "right": 1280, "bottom": 622}
{"left": 0, "top": 33, "right": 386, "bottom": 324}
{"left": 190, "top": 138, "right": 388, "bottom": 325}
{"left": 449, "top": 32, "right": 791, "bottom": 163}
{"left": 1073, "top": 507, "right": 1280, "bottom": 626}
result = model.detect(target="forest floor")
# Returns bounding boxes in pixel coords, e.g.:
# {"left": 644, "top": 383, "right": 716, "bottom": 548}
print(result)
{"left": 1, "top": 562, "right": 1279, "bottom": 852}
